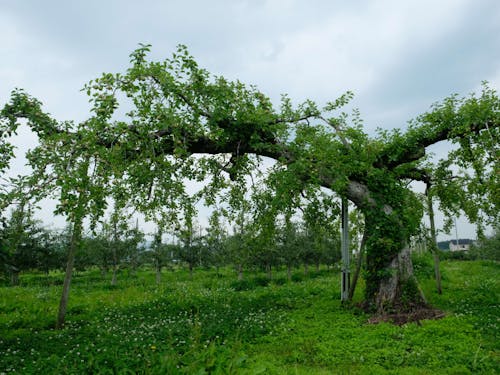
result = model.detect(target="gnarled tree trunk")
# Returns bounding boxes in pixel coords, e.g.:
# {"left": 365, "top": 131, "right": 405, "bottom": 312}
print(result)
{"left": 372, "top": 245, "right": 426, "bottom": 313}
{"left": 345, "top": 180, "right": 427, "bottom": 313}
{"left": 363, "top": 209, "right": 427, "bottom": 314}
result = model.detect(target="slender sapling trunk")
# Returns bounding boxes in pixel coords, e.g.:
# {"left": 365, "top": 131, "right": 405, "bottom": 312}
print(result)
{"left": 56, "top": 215, "right": 83, "bottom": 329}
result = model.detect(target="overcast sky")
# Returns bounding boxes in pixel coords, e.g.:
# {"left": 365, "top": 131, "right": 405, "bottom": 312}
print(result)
{"left": 1, "top": 0, "right": 499, "bottom": 240}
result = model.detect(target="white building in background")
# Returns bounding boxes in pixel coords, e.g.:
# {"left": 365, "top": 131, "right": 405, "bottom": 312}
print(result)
{"left": 449, "top": 239, "right": 473, "bottom": 251}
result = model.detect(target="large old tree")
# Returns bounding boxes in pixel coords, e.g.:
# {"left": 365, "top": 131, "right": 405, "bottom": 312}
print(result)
{"left": 1, "top": 45, "right": 499, "bottom": 314}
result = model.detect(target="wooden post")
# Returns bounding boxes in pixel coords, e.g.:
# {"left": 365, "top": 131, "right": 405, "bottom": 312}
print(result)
{"left": 426, "top": 184, "right": 442, "bottom": 294}
{"left": 341, "top": 198, "right": 350, "bottom": 302}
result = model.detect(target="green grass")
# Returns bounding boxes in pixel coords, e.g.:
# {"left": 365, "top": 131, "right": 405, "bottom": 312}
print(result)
{"left": 0, "top": 261, "right": 498, "bottom": 374}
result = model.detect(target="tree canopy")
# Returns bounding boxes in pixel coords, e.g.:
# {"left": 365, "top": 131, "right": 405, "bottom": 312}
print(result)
{"left": 1, "top": 44, "right": 498, "bottom": 313}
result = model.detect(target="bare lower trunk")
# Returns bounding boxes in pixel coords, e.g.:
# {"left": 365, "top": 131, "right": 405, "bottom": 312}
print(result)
{"left": 363, "top": 209, "right": 427, "bottom": 314}
{"left": 189, "top": 263, "right": 193, "bottom": 279}
{"left": 156, "top": 266, "right": 161, "bottom": 285}
{"left": 370, "top": 246, "right": 427, "bottom": 313}
{"left": 287, "top": 264, "right": 292, "bottom": 281}
{"left": 304, "top": 263, "right": 309, "bottom": 276}
{"left": 56, "top": 216, "right": 83, "bottom": 329}
{"left": 237, "top": 264, "right": 243, "bottom": 281}
{"left": 315, "top": 261, "right": 320, "bottom": 272}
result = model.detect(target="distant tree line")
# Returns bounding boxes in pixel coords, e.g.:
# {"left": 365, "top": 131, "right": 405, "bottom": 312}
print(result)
{"left": 0, "top": 204, "right": 343, "bottom": 286}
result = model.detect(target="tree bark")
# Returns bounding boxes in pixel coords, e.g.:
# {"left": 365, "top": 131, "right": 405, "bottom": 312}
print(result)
{"left": 156, "top": 265, "right": 162, "bottom": 285}
{"left": 374, "top": 245, "right": 426, "bottom": 312}
{"left": 304, "top": 262, "right": 309, "bottom": 276}
{"left": 287, "top": 264, "right": 292, "bottom": 281}
{"left": 56, "top": 215, "right": 83, "bottom": 329}
{"left": 342, "top": 178, "right": 428, "bottom": 313}
{"left": 364, "top": 211, "right": 427, "bottom": 313}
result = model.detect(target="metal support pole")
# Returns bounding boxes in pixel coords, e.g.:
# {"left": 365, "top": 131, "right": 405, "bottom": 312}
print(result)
{"left": 341, "top": 198, "right": 350, "bottom": 302}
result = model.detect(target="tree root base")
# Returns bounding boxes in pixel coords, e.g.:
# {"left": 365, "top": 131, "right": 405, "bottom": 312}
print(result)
{"left": 367, "top": 308, "right": 446, "bottom": 326}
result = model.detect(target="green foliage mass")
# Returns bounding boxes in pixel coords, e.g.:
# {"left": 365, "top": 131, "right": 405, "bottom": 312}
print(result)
{"left": 0, "top": 45, "right": 498, "bottom": 312}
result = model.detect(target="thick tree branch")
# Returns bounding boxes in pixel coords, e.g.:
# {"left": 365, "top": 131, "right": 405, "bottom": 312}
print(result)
{"left": 375, "top": 120, "right": 498, "bottom": 170}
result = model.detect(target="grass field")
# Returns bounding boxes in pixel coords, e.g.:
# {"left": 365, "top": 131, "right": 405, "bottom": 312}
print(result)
{"left": 1, "top": 258, "right": 498, "bottom": 374}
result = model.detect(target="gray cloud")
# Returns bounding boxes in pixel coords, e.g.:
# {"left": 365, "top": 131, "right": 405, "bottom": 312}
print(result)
{"left": 1, "top": 0, "right": 497, "bottom": 239}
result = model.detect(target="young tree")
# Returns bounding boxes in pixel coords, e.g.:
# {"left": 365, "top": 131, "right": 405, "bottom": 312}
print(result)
{"left": 1, "top": 202, "right": 44, "bottom": 285}
{"left": 2, "top": 46, "right": 498, "bottom": 314}
{"left": 124, "top": 221, "right": 145, "bottom": 275}
{"left": 1, "top": 95, "right": 111, "bottom": 328}
{"left": 247, "top": 193, "right": 280, "bottom": 280}
{"left": 150, "top": 229, "right": 169, "bottom": 284}
{"left": 205, "top": 210, "right": 228, "bottom": 274}
{"left": 277, "top": 219, "right": 306, "bottom": 281}
{"left": 224, "top": 190, "right": 254, "bottom": 281}
{"left": 224, "top": 231, "right": 250, "bottom": 281}
{"left": 250, "top": 227, "right": 279, "bottom": 280}
{"left": 470, "top": 227, "right": 500, "bottom": 261}
{"left": 302, "top": 194, "right": 341, "bottom": 273}
{"left": 32, "top": 228, "right": 61, "bottom": 275}
{"left": 101, "top": 207, "right": 139, "bottom": 286}
{"left": 82, "top": 233, "right": 111, "bottom": 277}
{"left": 177, "top": 219, "right": 200, "bottom": 279}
